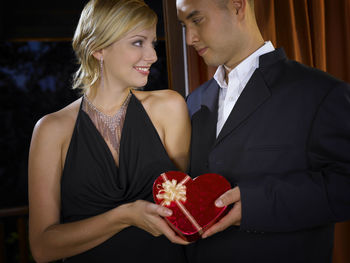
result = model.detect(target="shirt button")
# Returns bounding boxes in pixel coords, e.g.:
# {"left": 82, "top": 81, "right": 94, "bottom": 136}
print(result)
{"left": 229, "top": 96, "right": 234, "bottom": 101}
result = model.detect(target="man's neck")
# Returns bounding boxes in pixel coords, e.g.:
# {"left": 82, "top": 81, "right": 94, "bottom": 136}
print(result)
{"left": 226, "top": 42, "right": 264, "bottom": 81}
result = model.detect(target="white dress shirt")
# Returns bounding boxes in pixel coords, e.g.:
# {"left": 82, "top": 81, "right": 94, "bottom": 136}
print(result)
{"left": 214, "top": 41, "right": 275, "bottom": 137}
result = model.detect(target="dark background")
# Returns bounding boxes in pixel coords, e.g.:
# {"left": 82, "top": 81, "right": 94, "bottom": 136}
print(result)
{"left": 0, "top": 0, "right": 167, "bottom": 208}
{"left": 0, "top": 0, "right": 165, "bottom": 40}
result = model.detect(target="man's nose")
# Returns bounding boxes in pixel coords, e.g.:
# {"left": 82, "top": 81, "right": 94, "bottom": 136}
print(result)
{"left": 185, "top": 27, "right": 199, "bottom": 46}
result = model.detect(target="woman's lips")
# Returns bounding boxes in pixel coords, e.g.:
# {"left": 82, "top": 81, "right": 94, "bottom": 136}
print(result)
{"left": 134, "top": 66, "right": 150, "bottom": 75}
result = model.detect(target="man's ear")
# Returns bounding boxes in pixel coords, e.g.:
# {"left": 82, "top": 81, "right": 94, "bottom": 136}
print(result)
{"left": 231, "top": 0, "right": 246, "bottom": 15}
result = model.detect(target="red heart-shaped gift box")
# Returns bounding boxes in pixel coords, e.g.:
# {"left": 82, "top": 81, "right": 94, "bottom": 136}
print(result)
{"left": 153, "top": 171, "right": 231, "bottom": 242}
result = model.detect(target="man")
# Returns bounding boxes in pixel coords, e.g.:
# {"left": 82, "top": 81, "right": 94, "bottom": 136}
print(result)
{"left": 176, "top": 0, "right": 350, "bottom": 262}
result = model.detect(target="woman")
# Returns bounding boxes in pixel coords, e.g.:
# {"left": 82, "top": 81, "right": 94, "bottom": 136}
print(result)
{"left": 28, "top": 0, "right": 191, "bottom": 262}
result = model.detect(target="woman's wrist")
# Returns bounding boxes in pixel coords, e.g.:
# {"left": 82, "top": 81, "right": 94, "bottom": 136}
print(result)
{"left": 106, "top": 203, "right": 133, "bottom": 232}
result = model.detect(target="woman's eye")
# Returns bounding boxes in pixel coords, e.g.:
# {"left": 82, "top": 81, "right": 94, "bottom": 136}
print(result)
{"left": 133, "top": 40, "right": 143, "bottom": 47}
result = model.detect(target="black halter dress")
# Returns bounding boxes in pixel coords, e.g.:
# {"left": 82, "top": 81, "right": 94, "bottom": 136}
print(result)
{"left": 60, "top": 92, "right": 186, "bottom": 262}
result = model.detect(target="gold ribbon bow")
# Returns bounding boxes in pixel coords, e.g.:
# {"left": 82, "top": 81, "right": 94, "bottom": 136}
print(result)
{"left": 157, "top": 179, "right": 187, "bottom": 206}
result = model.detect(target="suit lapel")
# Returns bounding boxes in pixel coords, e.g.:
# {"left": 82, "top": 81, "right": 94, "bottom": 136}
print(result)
{"left": 191, "top": 81, "right": 219, "bottom": 157}
{"left": 201, "top": 80, "right": 220, "bottom": 114}
{"left": 200, "top": 80, "right": 219, "bottom": 144}
{"left": 214, "top": 68, "right": 271, "bottom": 147}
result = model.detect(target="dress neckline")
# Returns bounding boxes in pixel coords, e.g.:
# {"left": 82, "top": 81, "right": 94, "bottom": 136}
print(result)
{"left": 81, "top": 91, "right": 132, "bottom": 166}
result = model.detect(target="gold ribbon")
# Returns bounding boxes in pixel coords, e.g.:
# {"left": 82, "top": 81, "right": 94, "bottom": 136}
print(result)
{"left": 157, "top": 178, "right": 187, "bottom": 206}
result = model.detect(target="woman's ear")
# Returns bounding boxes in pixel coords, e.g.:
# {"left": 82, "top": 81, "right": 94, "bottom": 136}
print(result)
{"left": 92, "top": 50, "right": 103, "bottom": 60}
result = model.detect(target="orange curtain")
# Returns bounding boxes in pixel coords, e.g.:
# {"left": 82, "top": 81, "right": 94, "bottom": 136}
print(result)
{"left": 186, "top": 1, "right": 350, "bottom": 262}
{"left": 255, "top": 0, "right": 350, "bottom": 83}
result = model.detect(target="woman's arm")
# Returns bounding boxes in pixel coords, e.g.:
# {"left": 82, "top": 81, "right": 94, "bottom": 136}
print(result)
{"left": 28, "top": 114, "right": 129, "bottom": 262}
{"left": 28, "top": 113, "right": 188, "bottom": 262}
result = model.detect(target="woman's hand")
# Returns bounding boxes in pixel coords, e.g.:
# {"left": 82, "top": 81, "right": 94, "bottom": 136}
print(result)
{"left": 126, "top": 200, "right": 189, "bottom": 245}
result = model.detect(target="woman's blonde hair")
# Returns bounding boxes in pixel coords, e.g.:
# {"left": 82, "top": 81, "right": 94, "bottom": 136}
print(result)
{"left": 72, "top": 0, "right": 157, "bottom": 94}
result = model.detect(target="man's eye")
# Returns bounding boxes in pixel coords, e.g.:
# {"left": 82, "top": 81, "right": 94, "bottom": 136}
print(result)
{"left": 193, "top": 18, "right": 202, "bottom": 24}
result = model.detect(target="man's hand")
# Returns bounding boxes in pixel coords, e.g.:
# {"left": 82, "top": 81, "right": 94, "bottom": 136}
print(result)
{"left": 202, "top": 186, "right": 242, "bottom": 238}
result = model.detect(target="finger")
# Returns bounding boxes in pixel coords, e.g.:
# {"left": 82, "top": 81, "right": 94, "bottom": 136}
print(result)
{"left": 164, "top": 231, "right": 190, "bottom": 245}
{"left": 202, "top": 208, "right": 240, "bottom": 238}
{"left": 215, "top": 186, "right": 240, "bottom": 207}
{"left": 156, "top": 205, "right": 173, "bottom": 217}
{"left": 157, "top": 218, "right": 190, "bottom": 245}
{"left": 146, "top": 203, "right": 172, "bottom": 217}
{"left": 163, "top": 227, "right": 190, "bottom": 245}
{"left": 202, "top": 218, "right": 230, "bottom": 239}
{"left": 149, "top": 230, "right": 162, "bottom": 237}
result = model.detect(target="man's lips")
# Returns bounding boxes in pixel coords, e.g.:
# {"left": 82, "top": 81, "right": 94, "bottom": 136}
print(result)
{"left": 197, "top": 47, "right": 208, "bottom": 56}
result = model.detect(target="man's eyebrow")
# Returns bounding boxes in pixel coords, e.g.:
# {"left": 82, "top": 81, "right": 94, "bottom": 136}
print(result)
{"left": 178, "top": 10, "right": 200, "bottom": 24}
{"left": 186, "top": 10, "right": 200, "bottom": 20}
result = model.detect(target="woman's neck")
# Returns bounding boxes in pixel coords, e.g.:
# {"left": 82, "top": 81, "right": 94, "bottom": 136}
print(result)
{"left": 86, "top": 84, "right": 131, "bottom": 115}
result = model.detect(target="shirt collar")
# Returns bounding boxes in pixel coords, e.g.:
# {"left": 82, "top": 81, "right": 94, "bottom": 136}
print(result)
{"left": 214, "top": 41, "right": 275, "bottom": 89}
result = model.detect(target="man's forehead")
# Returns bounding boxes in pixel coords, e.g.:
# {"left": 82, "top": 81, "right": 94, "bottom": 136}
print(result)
{"left": 176, "top": 0, "right": 201, "bottom": 11}
{"left": 176, "top": 0, "right": 204, "bottom": 18}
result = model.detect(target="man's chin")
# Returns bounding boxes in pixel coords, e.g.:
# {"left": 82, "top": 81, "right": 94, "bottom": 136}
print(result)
{"left": 203, "top": 58, "right": 220, "bottom": 67}
{"left": 201, "top": 54, "right": 221, "bottom": 67}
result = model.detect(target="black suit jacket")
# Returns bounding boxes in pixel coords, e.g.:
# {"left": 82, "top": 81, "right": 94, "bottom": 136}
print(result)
{"left": 185, "top": 49, "right": 350, "bottom": 263}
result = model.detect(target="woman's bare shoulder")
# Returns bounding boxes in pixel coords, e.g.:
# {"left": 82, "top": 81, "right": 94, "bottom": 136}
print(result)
{"left": 132, "top": 89, "right": 187, "bottom": 114}
{"left": 132, "top": 89, "right": 190, "bottom": 143}
{"left": 33, "top": 97, "right": 82, "bottom": 142}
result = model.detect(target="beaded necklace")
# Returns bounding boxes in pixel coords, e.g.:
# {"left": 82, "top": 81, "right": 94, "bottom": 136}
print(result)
{"left": 82, "top": 92, "right": 132, "bottom": 157}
